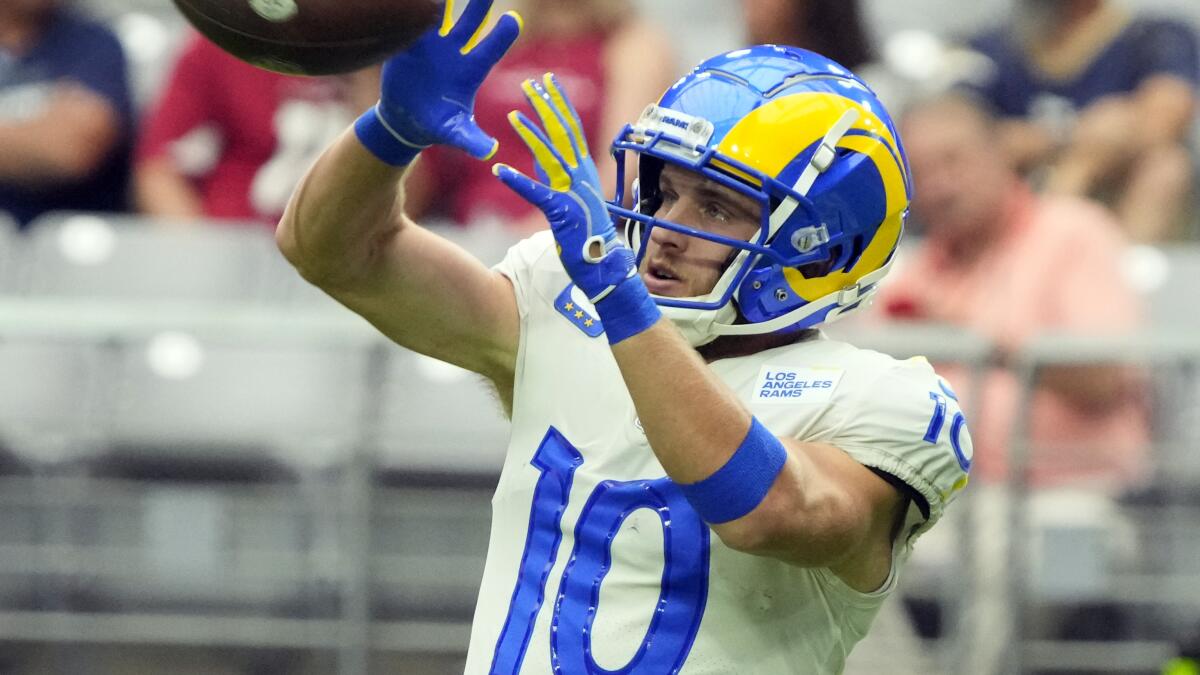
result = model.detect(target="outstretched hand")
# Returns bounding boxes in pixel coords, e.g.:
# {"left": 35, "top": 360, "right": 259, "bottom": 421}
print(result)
{"left": 494, "top": 74, "right": 661, "bottom": 344}
{"left": 355, "top": 0, "right": 522, "bottom": 166}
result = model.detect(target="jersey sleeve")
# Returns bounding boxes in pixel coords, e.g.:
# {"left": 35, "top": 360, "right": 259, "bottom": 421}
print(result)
{"left": 830, "top": 357, "right": 972, "bottom": 535}
{"left": 492, "top": 230, "right": 558, "bottom": 320}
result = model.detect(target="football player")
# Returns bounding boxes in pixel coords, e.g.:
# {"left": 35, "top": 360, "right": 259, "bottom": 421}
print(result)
{"left": 276, "top": 0, "right": 972, "bottom": 672}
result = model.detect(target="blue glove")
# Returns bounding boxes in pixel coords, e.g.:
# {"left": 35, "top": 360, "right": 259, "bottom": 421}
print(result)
{"left": 354, "top": 0, "right": 522, "bottom": 166}
{"left": 493, "top": 74, "right": 661, "bottom": 345}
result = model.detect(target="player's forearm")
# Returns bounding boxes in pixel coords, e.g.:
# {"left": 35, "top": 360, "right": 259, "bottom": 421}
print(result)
{"left": 276, "top": 127, "right": 408, "bottom": 289}
{"left": 610, "top": 323, "right": 867, "bottom": 563}
{"left": 610, "top": 321, "right": 754, "bottom": 484}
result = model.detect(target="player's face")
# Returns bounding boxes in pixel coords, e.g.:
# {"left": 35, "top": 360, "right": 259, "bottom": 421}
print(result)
{"left": 639, "top": 164, "right": 760, "bottom": 298}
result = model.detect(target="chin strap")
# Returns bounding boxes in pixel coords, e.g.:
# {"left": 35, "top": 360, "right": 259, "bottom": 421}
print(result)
{"left": 659, "top": 253, "right": 894, "bottom": 344}
{"left": 661, "top": 302, "right": 740, "bottom": 347}
{"left": 656, "top": 239, "right": 894, "bottom": 345}
{"left": 710, "top": 257, "right": 894, "bottom": 337}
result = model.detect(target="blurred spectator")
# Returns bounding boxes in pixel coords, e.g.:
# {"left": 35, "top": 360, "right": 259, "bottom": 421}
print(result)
{"left": 0, "top": 0, "right": 132, "bottom": 228}
{"left": 739, "top": 0, "right": 873, "bottom": 70}
{"left": 879, "top": 94, "right": 1148, "bottom": 487}
{"left": 403, "top": 0, "right": 676, "bottom": 232}
{"left": 134, "top": 34, "right": 378, "bottom": 225}
{"left": 963, "top": 0, "right": 1199, "bottom": 242}
{"left": 737, "top": 0, "right": 922, "bottom": 115}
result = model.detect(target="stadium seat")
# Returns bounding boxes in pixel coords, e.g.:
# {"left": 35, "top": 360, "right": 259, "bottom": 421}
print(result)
{"left": 77, "top": 331, "right": 375, "bottom": 613}
{"left": 0, "top": 336, "right": 109, "bottom": 612}
{"left": 19, "top": 212, "right": 280, "bottom": 303}
{"left": 0, "top": 337, "right": 108, "bottom": 465}
{"left": 104, "top": 331, "right": 372, "bottom": 465}
{"left": 1126, "top": 242, "right": 1200, "bottom": 330}
{"left": 370, "top": 486, "right": 492, "bottom": 621}
{"left": 372, "top": 346, "right": 510, "bottom": 476}
{"left": 1124, "top": 243, "right": 1200, "bottom": 477}
{"left": 0, "top": 212, "right": 18, "bottom": 293}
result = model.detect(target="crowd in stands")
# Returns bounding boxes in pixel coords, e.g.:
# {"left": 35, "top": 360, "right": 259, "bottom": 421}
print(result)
{"left": 0, "top": 1, "right": 1195, "bottom": 478}
{"left": 2, "top": 0, "right": 1196, "bottom": 480}
{"left": 3, "top": 0, "right": 1198, "bottom": 238}
{"left": 3, "top": 1, "right": 1196, "bottom": 473}
{"left": 3, "top": 0, "right": 1200, "bottom": 671}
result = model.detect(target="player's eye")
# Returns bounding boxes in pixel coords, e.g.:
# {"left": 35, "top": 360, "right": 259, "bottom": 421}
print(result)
{"left": 657, "top": 189, "right": 679, "bottom": 214}
{"left": 702, "top": 202, "right": 731, "bottom": 223}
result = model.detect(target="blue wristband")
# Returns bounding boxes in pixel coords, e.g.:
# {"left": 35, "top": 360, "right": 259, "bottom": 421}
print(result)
{"left": 594, "top": 276, "right": 661, "bottom": 345}
{"left": 678, "top": 417, "right": 788, "bottom": 524}
{"left": 353, "top": 105, "right": 428, "bottom": 167}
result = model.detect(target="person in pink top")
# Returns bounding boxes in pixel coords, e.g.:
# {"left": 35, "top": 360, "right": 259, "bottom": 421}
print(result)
{"left": 878, "top": 94, "right": 1148, "bottom": 487}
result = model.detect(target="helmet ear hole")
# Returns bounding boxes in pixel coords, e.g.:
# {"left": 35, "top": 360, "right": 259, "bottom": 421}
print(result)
{"left": 797, "top": 245, "right": 841, "bottom": 278}
{"left": 637, "top": 156, "right": 665, "bottom": 217}
{"left": 841, "top": 234, "right": 866, "bottom": 272}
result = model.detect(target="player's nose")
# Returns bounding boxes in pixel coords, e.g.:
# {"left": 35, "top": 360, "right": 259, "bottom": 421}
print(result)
{"left": 652, "top": 200, "right": 696, "bottom": 250}
{"left": 648, "top": 218, "right": 689, "bottom": 252}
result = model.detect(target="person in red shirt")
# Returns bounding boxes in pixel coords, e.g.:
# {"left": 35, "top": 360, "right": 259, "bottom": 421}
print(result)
{"left": 134, "top": 35, "right": 378, "bottom": 225}
{"left": 402, "top": 0, "right": 675, "bottom": 232}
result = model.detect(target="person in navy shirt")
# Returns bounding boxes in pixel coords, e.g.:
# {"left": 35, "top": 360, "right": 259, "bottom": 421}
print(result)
{"left": 962, "top": 0, "right": 1199, "bottom": 242}
{"left": 0, "top": 0, "right": 132, "bottom": 228}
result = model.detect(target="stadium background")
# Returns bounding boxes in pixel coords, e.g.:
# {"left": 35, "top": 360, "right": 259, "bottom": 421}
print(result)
{"left": 2, "top": 0, "right": 1199, "bottom": 673}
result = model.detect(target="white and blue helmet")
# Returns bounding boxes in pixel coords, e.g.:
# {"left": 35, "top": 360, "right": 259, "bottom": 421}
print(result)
{"left": 609, "top": 45, "right": 912, "bottom": 346}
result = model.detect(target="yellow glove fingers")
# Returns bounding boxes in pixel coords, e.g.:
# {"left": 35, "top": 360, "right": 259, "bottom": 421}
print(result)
{"left": 439, "top": 0, "right": 458, "bottom": 36}
{"left": 442, "top": 0, "right": 493, "bottom": 46}
{"left": 521, "top": 79, "right": 578, "bottom": 170}
{"left": 460, "top": 5, "right": 494, "bottom": 54}
{"left": 542, "top": 73, "right": 589, "bottom": 161}
{"left": 507, "top": 110, "right": 571, "bottom": 191}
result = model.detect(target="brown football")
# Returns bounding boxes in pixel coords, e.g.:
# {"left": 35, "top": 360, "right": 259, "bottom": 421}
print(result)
{"left": 171, "top": 0, "right": 443, "bottom": 75}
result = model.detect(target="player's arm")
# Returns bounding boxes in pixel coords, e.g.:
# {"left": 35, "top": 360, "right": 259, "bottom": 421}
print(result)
{"left": 611, "top": 321, "right": 906, "bottom": 590}
{"left": 276, "top": 0, "right": 523, "bottom": 383}
{"left": 496, "top": 76, "right": 904, "bottom": 591}
{"left": 278, "top": 132, "right": 520, "bottom": 379}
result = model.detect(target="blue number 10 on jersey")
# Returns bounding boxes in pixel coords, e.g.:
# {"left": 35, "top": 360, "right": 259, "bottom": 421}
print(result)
{"left": 490, "top": 427, "right": 711, "bottom": 674}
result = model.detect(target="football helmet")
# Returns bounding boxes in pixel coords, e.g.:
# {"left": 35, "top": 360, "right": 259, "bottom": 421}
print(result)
{"left": 609, "top": 45, "right": 911, "bottom": 347}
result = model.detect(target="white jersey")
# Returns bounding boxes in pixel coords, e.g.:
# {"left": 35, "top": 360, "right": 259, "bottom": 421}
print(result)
{"left": 465, "top": 233, "right": 971, "bottom": 675}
